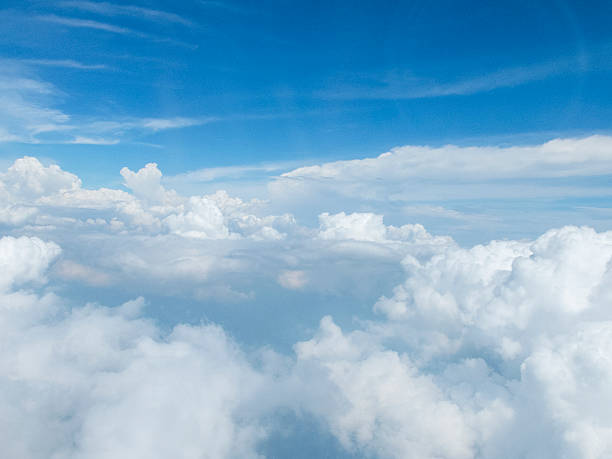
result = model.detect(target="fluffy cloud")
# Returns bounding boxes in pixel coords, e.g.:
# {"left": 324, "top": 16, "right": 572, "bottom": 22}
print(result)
{"left": 319, "top": 212, "right": 388, "bottom": 242}
{"left": 3, "top": 155, "right": 612, "bottom": 458}
{"left": 373, "top": 225, "right": 612, "bottom": 360}
{"left": 282, "top": 135, "right": 612, "bottom": 182}
{"left": 0, "top": 235, "right": 61, "bottom": 291}
{"left": 1, "top": 156, "right": 80, "bottom": 200}
{"left": 0, "top": 236, "right": 268, "bottom": 459}
{"left": 269, "top": 136, "right": 612, "bottom": 213}
{"left": 4, "top": 225, "right": 612, "bottom": 458}
{"left": 318, "top": 211, "right": 453, "bottom": 247}
{"left": 293, "top": 317, "right": 480, "bottom": 459}
{"left": 0, "top": 158, "right": 293, "bottom": 241}
{"left": 0, "top": 159, "right": 427, "bottom": 302}
{"left": 291, "top": 225, "right": 612, "bottom": 458}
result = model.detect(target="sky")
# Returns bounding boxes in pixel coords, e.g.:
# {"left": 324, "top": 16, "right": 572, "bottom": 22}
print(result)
{"left": 2, "top": 1, "right": 612, "bottom": 458}
{"left": 1, "top": 0, "right": 612, "bottom": 177}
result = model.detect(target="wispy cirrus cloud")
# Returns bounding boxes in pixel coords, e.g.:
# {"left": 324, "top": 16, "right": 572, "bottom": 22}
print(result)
{"left": 0, "top": 72, "right": 70, "bottom": 143}
{"left": 0, "top": 66, "right": 218, "bottom": 144}
{"left": 139, "top": 117, "right": 215, "bottom": 131}
{"left": 85, "top": 116, "right": 217, "bottom": 134}
{"left": 66, "top": 136, "right": 120, "bottom": 145}
{"left": 37, "top": 14, "right": 135, "bottom": 35}
{"left": 165, "top": 160, "right": 305, "bottom": 185}
{"left": 33, "top": 116, "right": 216, "bottom": 145}
{"left": 318, "top": 57, "right": 584, "bottom": 100}
{"left": 0, "top": 54, "right": 221, "bottom": 144}
{"left": 36, "top": 14, "right": 198, "bottom": 48}
{"left": 0, "top": 76, "right": 55, "bottom": 94}
{"left": 58, "top": 1, "right": 193, "bottom": 26}
{"left": 16, "top": 58, "right": 109, "bottom": 70}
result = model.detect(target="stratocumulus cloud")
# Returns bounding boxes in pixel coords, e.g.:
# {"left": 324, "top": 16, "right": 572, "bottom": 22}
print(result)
{"left": 2, "top": 156, "right": 612, "bottom": 458}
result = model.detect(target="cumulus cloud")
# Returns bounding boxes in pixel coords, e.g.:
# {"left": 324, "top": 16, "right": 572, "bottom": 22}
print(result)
{"left": 0, "top": 237, "right": 268, "bottom": 458}
{"left": 299, "top": 225, "right": 612, "bottom": 457}
{"left": 293, "top": 317, "right": 480, "bottom": 459}
{"left": 120, "top": 162, "right": 173, "bottom": 203}
{"left": 318, "top": 212, "right": 453, "bottom": 247}
{"left": 283, "top": 135, "right": 612, "bottom": 181}
{"left": 0, "top": 158, "right": 312, "bottom": 300}
{"left": 3, "top": 155, "right": 612, "bottom": 458}
{"left": 271, "top": 136, "right": 612, "bottom": 208}
{"left": 319, "top": 212, "right": 388, "bottom": 242}
{"left": 1, "top": 158, "right": 291, "bottom": 242}
{"left": 1, "top": 156, "right": 81, "bottom": 199}
{"left": 0, "top": 235, "right": 61, "bottom": 291}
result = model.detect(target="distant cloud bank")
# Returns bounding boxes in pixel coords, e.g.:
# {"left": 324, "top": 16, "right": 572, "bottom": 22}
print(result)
{"left": 2, "top": 148, "right": 612, "bottom": 457}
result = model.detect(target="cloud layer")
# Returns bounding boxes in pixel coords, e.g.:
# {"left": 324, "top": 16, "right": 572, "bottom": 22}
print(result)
{"left": 2, "top": 156, "right": 612, "bottom": 458}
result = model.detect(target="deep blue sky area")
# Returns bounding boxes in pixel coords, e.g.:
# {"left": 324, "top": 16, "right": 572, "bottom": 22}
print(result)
{"left": 0, "top": 0, "right": 611, "bottom": 183}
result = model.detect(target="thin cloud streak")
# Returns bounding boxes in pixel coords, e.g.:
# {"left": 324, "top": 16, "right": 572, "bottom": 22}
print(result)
{"left": 66, "top": 136, "right": 120, "bottom": 145}
{"left": 35, "top": 15, "right": 197, "bottom": 48}
{"left": 58, "top": 1, "right": 193, "bottom": 26}
{"left": 0, "top": 69, "right": 218, "bottom": 145}
{"left": 166, "top": 160, "right": 309, "bottom": 184}
{"left": 319, "top": 57, "right": 583, "bottom": 100}
{"left": 37, "top": 14, "right": 136, "bottom": 35}
{"left": 16, "top": 59, "right": 109, "bottom": 70}
{"left": 86, "top": 116, "right": 217, "bottom": 134}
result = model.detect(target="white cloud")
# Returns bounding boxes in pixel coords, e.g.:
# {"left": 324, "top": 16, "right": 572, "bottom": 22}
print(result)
{"left": 269, "top": 136, "right": 612, "bottom": 233}
{"left": 0, "top": 261, "right": 268, "bottom": 458}
{"left": 0, "top": 72, "right": 71, "bottom": 143}
{"left": 0, "top": 236, "right": 61, "bottom": 291}
{"left": 0, "top": 64, "right": 214, "bottom": 144}
{"left": 318, "top": 211, "right": 454, "bottom": 248}
{"left": 140, "top": 117, "right": 215, "bottom": 131}
{"left": 287, "top": 225, "right": 612, "bottom": 457}
{"left": 2, "top": 156, "right": 612, "bottom": 457}
{"left": 37, "top": 14, "right": 136, "bottom": 35}
{"left": 319, "top": 212, "right": 388, "bottom": 242}
{"left": 281, "top": 135, "right": 612, "bottom": 183}
{"left": 294, "top": 317, "right": 481, "bottom": 459}
{"left": 163, "top": 195, "right": 230, "bottom": 239}
{"left": 15, "top": 59, "right": 109, "bottom": 70}
{"left": 1, "top": 157, "right": 81, "bottom": 200}
{"left": 67, "top": 136, "right": 119, "bottom": 145}
{"left": 518, "top": 323, "right": 612, "bottom": 457}
{"left": 120, "top": 162, "right": 171, "bottom": 203}
{"left": 317, "top": 58, "right": 582, "bottom": 100}
{"left": 58, "top": 1, "right": 193, "bottom": 26}
{"left": 36, "top": 14, "right": 197, "bottom": 48}
{"left": 277, "top": 270, "right": 308, "bottom": 290}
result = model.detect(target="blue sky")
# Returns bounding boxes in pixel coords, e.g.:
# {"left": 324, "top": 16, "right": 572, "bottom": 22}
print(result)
{"left": 1, "top": 0, "right": 612, "bottom": 184}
